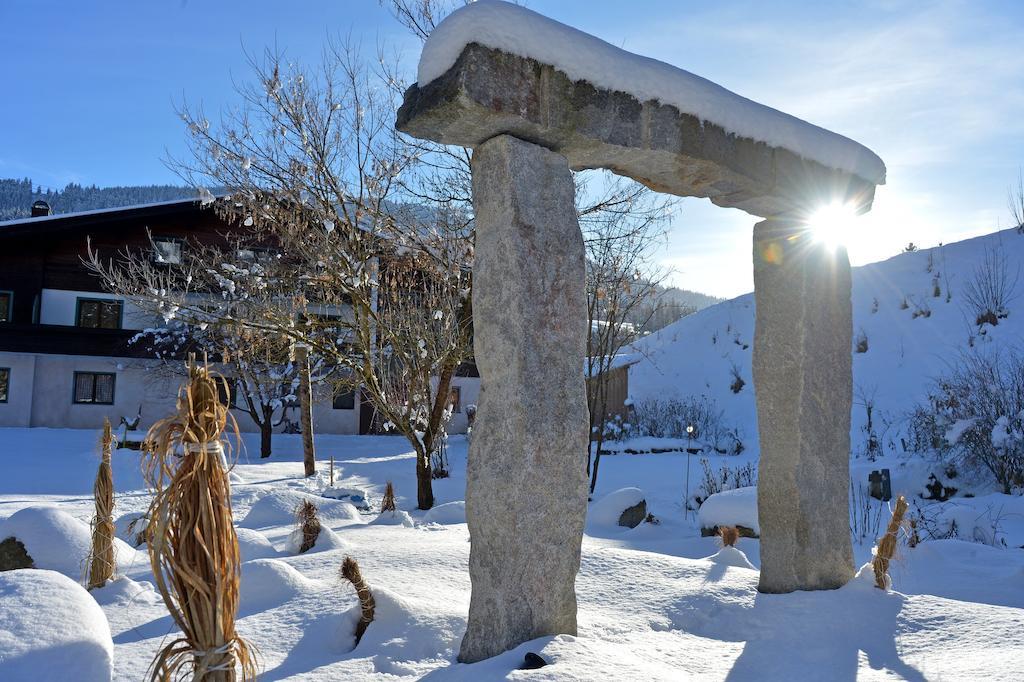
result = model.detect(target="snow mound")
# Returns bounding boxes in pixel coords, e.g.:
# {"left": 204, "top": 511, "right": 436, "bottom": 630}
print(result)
{"left": 235, "top": 527, "right": 278, "bottom": 562}
{"left": 284, "top": 525, "right": 347, "bottom": 555}
{"left": 0, "top": 569, "right": 114, "bottom": 681}
{"left": 91, "top": 575, "right": 163, "bottom": 607}
{"left": 588, "top": 487, "right": 646, "bottom": 527}
{"left": 240, "top": 559, "right": 322, "bottom": 611}
{"left": 706, "top": 546, "right": 756, "bottom": 570}
{"left": 238, "top": 490, "right": 362, "bottom": 528}
{"left": 113, "top": 511, "right": 147, "bottom": 547}
{"left": 698, "top": 486, "right": 759, "bottom": 535}
{"left": 422, "top": 501, "right": 466, "bottom": 525}
{"left": 417, "top": 0, "right": 884, "bottom": 184}
{"left": 370, "top": 510, "right": 415, "bottom": 527}
{"left": 0, "top": 506, "right": 141, "bottom": 580}
{"left": 351, "top": 587, "right": 464, "bottom": 671}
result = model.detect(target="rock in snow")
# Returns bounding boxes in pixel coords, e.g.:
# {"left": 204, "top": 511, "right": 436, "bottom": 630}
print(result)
{"left": 0, "top": 569, "right": 114, "bottom": 681}
{"left": 422, "top": 500, "right": 466, "bottom": 525}
{"left": 698, "top": 486, "right": 759, "bottom": 536}
{"left": 0, "top": 506, "right": 141, "bottom": 580}
{"left": 589, "top": 487, "right": 647, "bottom": 528}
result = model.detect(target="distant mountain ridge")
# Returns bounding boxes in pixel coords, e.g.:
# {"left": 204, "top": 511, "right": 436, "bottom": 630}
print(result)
{"left": 0, "top": 178, "right": 197, "bottom": 222}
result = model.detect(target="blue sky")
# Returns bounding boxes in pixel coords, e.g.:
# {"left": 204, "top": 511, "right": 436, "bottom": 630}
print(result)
{"left": 3, "top": 0, "right": 1023, "bottom": 297}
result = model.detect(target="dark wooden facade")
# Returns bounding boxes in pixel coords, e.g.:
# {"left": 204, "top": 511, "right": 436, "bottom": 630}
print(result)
{"left": 0, "top": 199, "right": 234, "bottom": 356}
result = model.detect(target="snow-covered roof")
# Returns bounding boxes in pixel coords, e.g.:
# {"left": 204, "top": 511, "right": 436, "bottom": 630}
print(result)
{"left": 417, "top": 1, "right": 885, "bottom": 185}
{"left": 0, "top": 196, "right": 208, "bottom": 229}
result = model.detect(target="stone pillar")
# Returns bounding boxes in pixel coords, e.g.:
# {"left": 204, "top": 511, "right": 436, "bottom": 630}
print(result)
{"left": 752, "top": 218, "right": 854, "bottom": 593}
{"left": 458, "top": 134, "right": 589, "bottom": 663}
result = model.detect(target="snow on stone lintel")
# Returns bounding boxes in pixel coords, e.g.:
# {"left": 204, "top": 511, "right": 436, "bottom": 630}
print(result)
{"left": 417, "top": 1, "right": 885, "bottom": 186}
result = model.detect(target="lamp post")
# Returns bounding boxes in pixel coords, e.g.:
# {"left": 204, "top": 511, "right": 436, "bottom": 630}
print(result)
{"left": 685, "top": 423, "right": 694, "bottom": 519}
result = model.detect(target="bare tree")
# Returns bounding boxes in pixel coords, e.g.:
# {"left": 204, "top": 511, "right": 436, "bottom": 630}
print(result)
{"left": 580, "top": 173, "right": 674, "bottom": 494}
{"left": 1009, "top": 168, "right": 1024, "bottom": 234}
{"left": 88, "top": 234, "right": 332, "bottom": 461}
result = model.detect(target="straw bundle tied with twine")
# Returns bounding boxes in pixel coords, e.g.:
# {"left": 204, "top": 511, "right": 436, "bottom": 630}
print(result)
{"left": 341, "top": 556, "right": 375, "bottom": 646}
{"left": 144, "top": 359, "right": 257, "bottom": 681}
{"left": 86, "top": 417, "right": 116, "bottom": 590}
{"left": 872, "top": 494, "right": 909, "bottom": 590}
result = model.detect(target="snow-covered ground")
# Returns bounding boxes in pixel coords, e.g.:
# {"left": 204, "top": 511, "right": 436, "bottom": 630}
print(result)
{"left": 2, "top": 428, "right": 1023, "bottom": 680}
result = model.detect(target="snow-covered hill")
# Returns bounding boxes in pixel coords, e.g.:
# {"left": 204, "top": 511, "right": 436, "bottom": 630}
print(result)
{"left": 627, "top": 227, "right": 1024, "bottom": 460}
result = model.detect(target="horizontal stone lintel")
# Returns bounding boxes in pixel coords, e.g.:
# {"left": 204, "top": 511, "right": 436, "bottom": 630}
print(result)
{"left": 397, "top": 43, "right": 879, "bottom": 218}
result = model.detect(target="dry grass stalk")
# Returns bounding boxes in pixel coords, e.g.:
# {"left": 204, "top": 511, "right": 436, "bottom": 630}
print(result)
{"left": 87, "top": 417, "right": 116, "bottom": 590}
{"left": 295, "top": 500, "right": 321, "bottom": 554}
{"left": 717, "top": 526, "right": 740, "bottom": 548}
{"left": 381, "top": 481, "right": 396, "bottom": 513}
{"left": 907, "top": 518, "right": 920, "bottom": 548}
{"left": 872, "top": 495, "right": 909, "bottom": 590}
{"left": 341, "top": 556, "right": 375, "bottom": 646}
{"left": 144, "top": 359, "right": 256, "bottom": 681}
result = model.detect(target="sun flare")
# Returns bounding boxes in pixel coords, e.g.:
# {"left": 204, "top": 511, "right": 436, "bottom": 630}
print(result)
{"left": 807, "top": 202, "right": 861, "bottom": 250}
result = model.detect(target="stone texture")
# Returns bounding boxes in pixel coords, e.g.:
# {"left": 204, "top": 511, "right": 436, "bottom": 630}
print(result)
{"left": 397, "top": 43, "right": 879, "bottom": 218}
{"left": 752, "top": 218, "right": 854, "bottom": 593}
{"left": 618, "top": 500, "right": 647, "bottom": 529}
{"left": 0, "top": 537, "right": 34, "bottom": 571}
{"left": 458, "top": 135, "right": 589, "bottom": 663}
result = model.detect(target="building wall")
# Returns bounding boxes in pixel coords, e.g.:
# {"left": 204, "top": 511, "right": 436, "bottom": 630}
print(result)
{"left": 0, "top": 350, "right": 477, "bottom": 435}
{"left": 0, "top": 353, "right": 36, "bottom": 427}
{"left": 39, "top": 288, "right": 152, "bottom": 329}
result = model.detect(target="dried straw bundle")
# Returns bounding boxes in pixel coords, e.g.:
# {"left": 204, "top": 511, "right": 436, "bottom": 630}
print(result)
{"left": 144, "top": 360, "right": 256, "bottom": 681}
{"left": 87, "top": 417, "right": 116, "bottom": 590}
{"left": 872, "top": 495, "right": 909, "bottom": 590}
{"left": 341, "top": 556, "right": 375, "bottom": 646}
{"left": 717, "top": 526, "right": 740, "bottom": 548}
{"left": 295, "top": 500, "right": 321, "bottom": 554}
{"left": 380, "top": 481, "right": 396, "bottom": 513}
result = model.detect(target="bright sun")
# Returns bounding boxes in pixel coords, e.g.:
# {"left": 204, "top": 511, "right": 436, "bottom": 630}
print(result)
{"left": 807, "top": 202, "right": 860, "bottom": 250}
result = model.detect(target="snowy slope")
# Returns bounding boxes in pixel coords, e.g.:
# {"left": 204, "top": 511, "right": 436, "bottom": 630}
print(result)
{"left": 627, "top": 227, "right": 1024, "bottom": 460}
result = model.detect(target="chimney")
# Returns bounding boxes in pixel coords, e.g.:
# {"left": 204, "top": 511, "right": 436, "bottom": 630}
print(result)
{"left": 31, "top": 200, "right": 51, "bottom": 217}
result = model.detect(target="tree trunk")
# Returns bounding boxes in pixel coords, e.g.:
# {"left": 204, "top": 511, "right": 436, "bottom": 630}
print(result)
{"left": 589, "top": 446, "right": 603, "bottom": 495}
{"left": 260, "top": 408, "right": 273, "bottom": 458}
{"left": 416, "top": 445, "right": 434, "bottom": 510}
{"left": 295, "top": 344, "right": 316, "bottom": 477}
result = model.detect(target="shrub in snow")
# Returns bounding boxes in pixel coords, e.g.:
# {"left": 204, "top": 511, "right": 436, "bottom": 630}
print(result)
{"left": 696, "top": 459, "right": 757, "bottom": 506}
{"left": 628, "top": 395, "right": 744, "bottom": 454}
{"left": 962, "top": 245, "right": 1018, "bottom": 327}
{"left": 718, "top": 526, "right": 740, "bottom": 547}
{"left": 341, "top": 556, "right": 375, "bottom": 646}
{"left": 0, "top": 569, "right": 114, "bottom": 680}
{"left": 114, "top": 511, "right": 148, "bottom": 548}
{"left": 381, "top": 481, "right": 397, "bottom": 513}
{"left": 910, "top": 350, "right": 1024, "bottom": 493}
{"left": 285, "top": 524, "right": 346, "bottom": 555}
{"left": 293, "top": 500, "right": 322, "bottom": 554}
{"left": 871, "top": 495, "right": 908, "bottom": 590}
{"left": 854, "top": 329, "right": 869, "bottom": 353}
